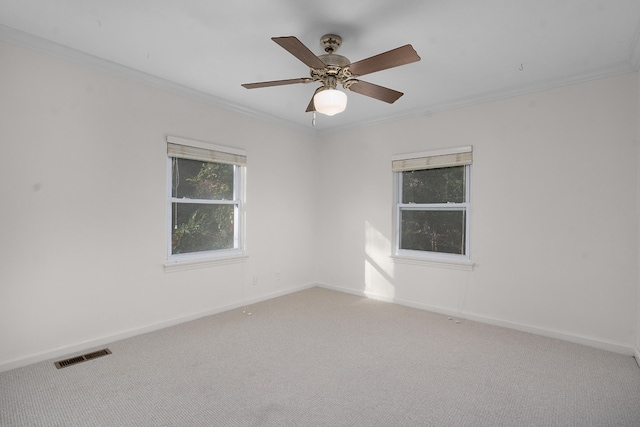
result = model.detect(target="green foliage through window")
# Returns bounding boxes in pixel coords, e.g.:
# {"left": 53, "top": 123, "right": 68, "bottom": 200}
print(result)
{"left": 402, "top": 166, "right": 465, "bottom": 204}
{"left": 171, "top": 158, "right": 237, "bottom": 255}
{"left": 398, "top": 165, "right": 468, "bottom": 256}
{"left": 401, "top": 210, "right": 466, "bottom": 254}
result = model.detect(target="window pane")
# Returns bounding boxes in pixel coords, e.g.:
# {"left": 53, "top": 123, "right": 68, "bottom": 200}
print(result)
{"left": 402, "top": 166, "right": 465, "bottom": 204}
{"left": 171, "top": 203, "right": 235, "bottom": 254}
{"left": 171, "top": 158, "right": 234, "bottom": 200}
{"left": 400, "top": 210, "right": 466, "bottom": 255}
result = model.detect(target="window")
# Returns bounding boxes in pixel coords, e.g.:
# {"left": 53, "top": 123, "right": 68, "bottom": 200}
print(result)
{"left": 167, "top": 136, "right": 245, "bottom": 262}
{"left": 393, "top": 146, "right": 472, "bottom": 262}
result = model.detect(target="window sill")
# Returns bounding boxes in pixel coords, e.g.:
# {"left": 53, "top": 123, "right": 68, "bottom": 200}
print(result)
{"left": 390, "top": 255, "right": 474, "bottom": 271}
{"left": 164, "top": 254, "right": 248, "bottom": 272}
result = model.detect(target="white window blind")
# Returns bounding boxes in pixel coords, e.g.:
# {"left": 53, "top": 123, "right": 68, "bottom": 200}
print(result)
{"left": 392, "top": 146, "right": 472, "bottom": 172}
{"left": 166, "top": 135, "right": 246, "bottom": 166}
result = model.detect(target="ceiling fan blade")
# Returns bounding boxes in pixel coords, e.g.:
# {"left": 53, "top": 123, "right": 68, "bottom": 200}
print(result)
{"left": 272, "top": 36, "right": 327, "bottom": 69}
{"left": 346, "top": 80, "right": 404, "bottom": 104}
{"left": 305, "top": 87, "right": 324, "bottom": 112}
{"left": 305, "top": 95, "right": 315, "bottom": 113}
{"left": 242, "top": 78, "right": 312, "bottom": 89}
{"left": 348, "top": 45, "right": 420, "bottom": 77}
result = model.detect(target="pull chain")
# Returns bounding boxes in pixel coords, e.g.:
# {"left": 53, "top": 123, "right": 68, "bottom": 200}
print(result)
{"left": 312, "top": 111, "right": 316, "bottom": 127}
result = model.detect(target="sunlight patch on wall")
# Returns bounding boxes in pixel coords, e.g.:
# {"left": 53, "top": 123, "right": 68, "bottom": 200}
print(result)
{"left": 364, "top": 220, "right": 395, "bottom": 299}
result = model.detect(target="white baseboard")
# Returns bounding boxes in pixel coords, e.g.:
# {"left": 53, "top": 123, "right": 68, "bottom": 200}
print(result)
{"left": 459, "top": 311, "right": 634, "bottom": 356}
{"left": 317, "top": 283, "right": 635, "bottom": 356}
{"left": 3, "top": 282, "right": 634, "bottom": 373}
{"left": 0, "top": 283, "right": 315, "bottom": 373}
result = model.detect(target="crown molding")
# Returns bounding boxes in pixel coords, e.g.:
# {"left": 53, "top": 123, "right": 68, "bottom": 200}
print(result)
{"left": 0, "top": 24, "right": 317, "bottom": 136}
{"left": 2, "top": 23, "right": 637, "bottom": 138}
{"left": 317, "top": 61, "right": 637, "bottom": 136}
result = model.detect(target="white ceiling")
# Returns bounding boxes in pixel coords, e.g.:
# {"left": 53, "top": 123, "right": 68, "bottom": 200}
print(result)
{"left": 1, "top": 0, "right": 640, "bottom": 134}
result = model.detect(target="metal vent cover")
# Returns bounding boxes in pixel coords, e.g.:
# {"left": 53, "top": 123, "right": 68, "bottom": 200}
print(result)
{"left": 54, "top": 348, "right": 112, "bottom": 369}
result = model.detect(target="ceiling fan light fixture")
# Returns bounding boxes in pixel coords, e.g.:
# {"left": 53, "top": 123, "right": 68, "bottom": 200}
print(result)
{"left": 313, "top": 88, "right": 347, "bottom": 116}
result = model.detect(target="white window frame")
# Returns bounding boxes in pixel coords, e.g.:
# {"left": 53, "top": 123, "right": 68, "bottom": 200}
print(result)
{"left": 392, "top": 146, "right": 473, "bottom": 269}
{"left": 165, "top": 136, "right": 246, "bottom": 270}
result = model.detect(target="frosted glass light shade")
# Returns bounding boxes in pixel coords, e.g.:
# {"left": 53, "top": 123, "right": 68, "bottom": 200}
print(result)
{"left": 313, "top": 89, "right": 347, "bottom": 116}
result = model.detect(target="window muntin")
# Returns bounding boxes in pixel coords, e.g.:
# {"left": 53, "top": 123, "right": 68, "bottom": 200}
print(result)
{"left": 167, "top": 140, "right": 244, "bottom": 261}
{"left": 394, "top": 148, "right": 471, "bottom": 261}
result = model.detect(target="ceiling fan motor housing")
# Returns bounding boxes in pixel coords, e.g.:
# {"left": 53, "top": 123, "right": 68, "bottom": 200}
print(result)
{"left": 316, "top": 34, "right": 352, "bottom": 89}
{"left": 318, "top": 53, "right": 350, "bottom": 67}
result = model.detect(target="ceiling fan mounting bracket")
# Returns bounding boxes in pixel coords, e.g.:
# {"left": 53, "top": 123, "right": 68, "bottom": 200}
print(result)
{"left": 320, "top": 34, "right": 342, "bottom": 53}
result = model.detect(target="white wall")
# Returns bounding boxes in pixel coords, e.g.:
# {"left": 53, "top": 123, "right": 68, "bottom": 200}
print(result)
{"left": 317, "top": 73, "right": 639, "bottom": 353}
{"left": 0, "top": 41, "right": 319, "bottom": 370}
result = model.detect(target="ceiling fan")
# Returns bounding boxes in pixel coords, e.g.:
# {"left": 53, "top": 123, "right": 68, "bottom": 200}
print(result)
{"left": 242, "top": 34, "right": 421, "bottom": 117}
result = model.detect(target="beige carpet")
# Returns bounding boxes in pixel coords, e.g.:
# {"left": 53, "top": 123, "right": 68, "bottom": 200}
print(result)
{"left": 1, "top": 287, "right": 639, "bottom": 426}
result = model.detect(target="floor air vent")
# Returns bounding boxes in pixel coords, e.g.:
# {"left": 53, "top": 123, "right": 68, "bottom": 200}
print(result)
{"left": 54, "top": 348, "right": 112, "bottom": 369}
